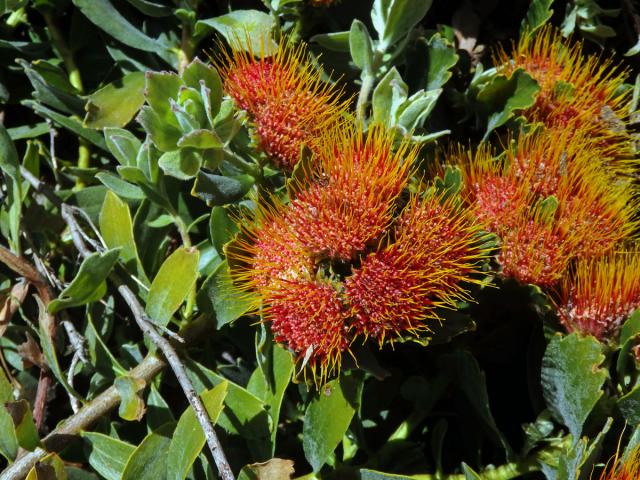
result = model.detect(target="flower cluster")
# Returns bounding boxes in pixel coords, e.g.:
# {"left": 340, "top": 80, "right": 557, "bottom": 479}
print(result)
{"left": 216, "top": 39, "right": 348, "bottom": 172}
{"left": 493, "top": 26, "right": 632, "bottom": 160}
{"left": 457, "top": 128, "right": 637, "bottom": 288}
{"left": 455, "top": 26, "right": 640, "bottom": 342}
{"left": 227, "top": 126, "right": 490, "bottom": 381}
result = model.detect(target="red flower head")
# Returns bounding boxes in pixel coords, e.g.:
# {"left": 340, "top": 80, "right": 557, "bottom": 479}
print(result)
{"left": 345, "top": 192, "right": 491, "bottom": 344}
{"left": 287, "top": 125, "right": 418, "bottom": 261}
{"left": 557, "top": 251, "right": 640, "bottom": 341}
{"left": 493, "top": 26, "right": 632, "bottom": 157}
{"left": 216, "top": 38, "right": 348, "bottom": 172}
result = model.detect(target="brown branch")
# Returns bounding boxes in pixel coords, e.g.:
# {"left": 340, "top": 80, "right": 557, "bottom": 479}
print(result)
{"left": 0, "top": 354, "right": 166, "bottom": 480}
{"left": 0, "top": 245, "right": 56, "bottom": 430}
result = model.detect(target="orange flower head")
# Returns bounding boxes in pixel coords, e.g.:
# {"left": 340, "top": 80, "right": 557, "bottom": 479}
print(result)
{"left": 454, "top": 143, "right": 526, "bottom": 231}
{"left": 216, "top": 38, "right": 349, "bottom": 171}
{"left": 287, "top": 125, "right": 418, "bottom": 261}
{"left": 597, "top": 446, "right": 640, "bottom": 480}
{"left": 497, "top": 201, "right": 580, "bottom": 287}
{"left": 557, "top": 251, "right": 640, "bottom": 341}
{"left": 345, "top": 192, "right": 491, "bottom": 344}
{"left": 493, "top": 25, "right": 632, "bottom": 156}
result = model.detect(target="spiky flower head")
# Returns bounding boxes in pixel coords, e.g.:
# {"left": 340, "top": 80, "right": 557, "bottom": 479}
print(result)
{"left": 345, "top": 192, "right": 491, "bottom": 344}
{"left": 596, "top": 446, "right": 640, "bottom": 480}
{"left": 455, "top": 128, "right": 637, "bottom": 288}
{"left": 287, "top": 126, "right": 418, "bottom": 260}
{"left": 557, "top": 251, "right": 640, "bottom": 341}
{"left": 215, "top": 38, "right": 348, "bottom": 172}
{"left": 227, "top": 126, "right": 490, "bottom": 383}
{"left": 493, "top": 25, "right": 631, "bottom": 153}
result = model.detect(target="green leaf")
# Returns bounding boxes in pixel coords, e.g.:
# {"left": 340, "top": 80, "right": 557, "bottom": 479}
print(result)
{"left": 25, "top": 452, "right": 67, "bottom": 480}
{"left": 115, "top": 376, "right": 146, "bottom": 421}
{"left": 197, "top": 260, "right": 256, "bottom": 328}
{"left": 182, "top": 58, "right": 223, "bottom": 120}
{"left": 372, "top": 67, "right": 408, "bottom": 126}
{"left": 158, "top": 149, "right": 203, "bottom": 180}
{"left": 22, "top": 100, "right": 108, "bottom": 151}
{"left": 209, "top": 206, "right": 239, "bottom": 256}
{"left": 49, "top": 249, "right": 121, "bottom": 313}
{"left": 81, "top": 432, "right": 135, "bottom": 480}
{"left": 541, "top": 333, "right": 607, "bottom": 441}
{"left": 137, "top": 106, "right": 182, "bottom": 152}
{"left": 247, "top": 344, "right": 294, "bottom": 451}
{"left": 146, "top": 247, "right": 200, "bottom": 327}
{"left": 372, "top": 0, "right": 433, "bottom": 50}
{"left": 396, "top": 89, "right": 441, "bottom": 131}
{"left": 195, "top": 10, "right": 276, "bottom": 53}
{"left": 166, "top": 382, "right": 228, "bottom": 480}
{"left": 144, "top": 71, "right": 183, "bottom": 121}
{"left": 303, "top": 374, "right": 361, "bottom": 472}
{"left": 191, "top": 171, "right": 254, "bottom": 205}
{"left": 349, "top": 19, "right": 374, "bottom": 72}
{"left": 7, "top": 122, "right": 49, "bottom": 141}
{"left": 310, "top": 31, "right": 350, "bottom": 52}
{"left": 425, "top": 34, "right": 458, "bottom": 90}
{"left": 104, "top": 128, "right": 141, "bottom": 167}
{"left": 124, "top": 0, "right": 172, "bottom": 17}
{"left": 521, "top": 0, "right": 554, "bottom": 35}
{"left": 121, "top": 422, "right": 176, "bottom": 480}
{"left": 477, "top": 68, "right": 540, "bottom": 140}
{"left": 17, "top": 59, "right": 84, "bottom": 115}
{"left": 0, "top": 123, "right": 20, "bottom": 181}
{"left": 449, "top": 350, "right": 511, "bottom": 454}
{"left": 619, "top": 382, "right": 640, "bottom": 425}
{"left": 72, "top": 0, "right": 169, "bottom": 54}
{"left": 96, "top": 172, "right": 145, "bottom": 200}
{"left": 5, "top": 400, "right": 40, "bottom": 451}
{"left": 461, "top": 463, "right": 482, "bottom": 480}
{"left": 0, "top": 376, "right": 19, "bottom": 460}
{"left": 100, "top": 191, "right": 145, "bottom": 280}
{"left": 184, "top": 359, "right": 271, "bottom": 459}
{"left": 358, "top": 470, "right": 414, "bottom": 480}
{"left": 37, "top": 296, "right": 81, "bottom": 400}
{"left": 84, "top": 72, "right": 146, "bottom": 129}
{"left": 177, "top": 129, "right": 223, "bottom": 150}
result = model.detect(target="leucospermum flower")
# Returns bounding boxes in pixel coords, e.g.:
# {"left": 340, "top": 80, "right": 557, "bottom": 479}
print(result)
{"left": 493, "top": 26, "right": 632, "bottom": 154}
{"left": 287, "top": 126, "right": 418, "bottom": 260}
{"left": 557, "top": 251, "right": 640, "bottom": 340}
{"left": 456, "top": 128, "right": 637, "bottom": 287}
{"left": 345, "top": 193, "right": 491, "bottom": 344}
{"left": 227, "top": 126, "right": 491, "bottom": 383}
{"left": 216, "top": 39, "right": 348, "bottom": 172}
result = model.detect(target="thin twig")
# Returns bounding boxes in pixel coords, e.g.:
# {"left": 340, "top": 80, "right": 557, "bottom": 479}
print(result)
{"left": 66, "top": 352, "right": 81, "bottom": 413}
{"left": 62, "top": 204, "right": 235, "bottom": 480}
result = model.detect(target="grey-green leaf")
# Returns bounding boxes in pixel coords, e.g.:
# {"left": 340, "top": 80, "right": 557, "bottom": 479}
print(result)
{"left": 541, "top": 334, "right": 607, "bottom": 442}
